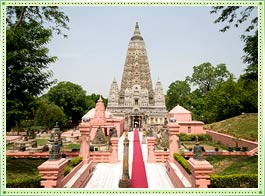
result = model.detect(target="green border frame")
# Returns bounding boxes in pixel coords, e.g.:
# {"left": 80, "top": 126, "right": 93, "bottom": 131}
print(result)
{"left": 0, "top": 1, "right": 264, "bottom": 195}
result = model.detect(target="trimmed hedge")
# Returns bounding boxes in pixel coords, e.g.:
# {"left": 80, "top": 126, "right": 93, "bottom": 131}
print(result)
{"left": 179, "top": 133, "right": 212, "bottom": 142}
{"left": 64, "top": 156, "right": 83, "bottom": 176}
{"left": 210, "top": 174, "right": 258, "bottom": 188}
{"left": 173, "top": 153, "right": 191, "bottom": 174}
{"left": 7, "top": 175, "right": 41, "bottom": 188}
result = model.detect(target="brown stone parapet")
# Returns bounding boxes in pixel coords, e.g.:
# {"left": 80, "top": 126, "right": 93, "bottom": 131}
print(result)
{"left": 188, "top": 158, "right": 213, "bottom": 188}
{"left": 38, "top": 158, "right": 68, "bottom": 188}
{"left": 167, "top": 123, "right": 180, "bottom": 161}
{"left": 147, "top": 137, "right": 156, "bottom": 163}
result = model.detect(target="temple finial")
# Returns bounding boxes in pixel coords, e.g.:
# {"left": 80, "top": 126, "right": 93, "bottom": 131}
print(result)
{"left": 134, "top": 22, "right": 141, "bottom": 36}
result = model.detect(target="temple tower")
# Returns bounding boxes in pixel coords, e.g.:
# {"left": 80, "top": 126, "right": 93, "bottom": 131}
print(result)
{"left": 119, "top": 22, "right": 154, "bottom": 104}
{"left": 108, "top": 77, "right": 119, "bottom": 107}
{"left": 107, "top": 22, "right": 167, "bottom": 128}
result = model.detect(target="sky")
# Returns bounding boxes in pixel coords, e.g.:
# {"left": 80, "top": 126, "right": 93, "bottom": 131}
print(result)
{"left": 46, "top": 6, "right": 257, "bottom": 98}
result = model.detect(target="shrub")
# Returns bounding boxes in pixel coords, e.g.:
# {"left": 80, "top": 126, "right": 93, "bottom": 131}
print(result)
{"left": 179, "top": 133, "right": 212, "bottom": 142}
{"left": 235, "top": 147, "right": 241, "bottom": 151}
{"left": 42, "top": 145, "right": 49, "bottom": 152}
{"left": 70, "top": 157, "right": 82, "bottom": 167}
{"left": 242, "top": 147, "right": 249, "bottom": 152}
{"left": 64, "top": 156, "right": 83, "bottom": 176}
{"left": 7, "top": 175, "right": 41, "bottom": 188}
{"left": 64, "top": 165, "right": 72, "bottom": 176}
{"left": 227, "top": 147, "right": 233, "bottom": 152}
{"left": 173, "top": 153, "right": 191, "bottom": 174}
{"left": 210, "top": 174, "right": 258, "bottom": 188}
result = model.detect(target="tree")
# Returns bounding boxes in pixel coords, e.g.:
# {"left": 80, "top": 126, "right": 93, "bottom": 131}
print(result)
{"left": 204, "top": 80, "right": 243, "bottom": 122}
{"left": 34, "top": 100, "right": 66, "bottom": 129}
{"left": 241, "top": 30, "right": 258, "bottom": 80}
{"left": 166, "top": 80, "right": 191, "bottom": 111}
{"left": 186, "top": 62, "right": 233, "bottom": 95}
{"left": 47, "top": 82, "right": 89, "bottom": 125}
{"left": 210, "top": 6, "right": 258, "bottom": 80}
{"left": 6, "top": 6, "right": 69, "bottom": 131}
{"left": 238, "top": 78, "right": 258, "bottom": 113}
{"left": 87, "top": 93, "right": 108, "bottom": 109}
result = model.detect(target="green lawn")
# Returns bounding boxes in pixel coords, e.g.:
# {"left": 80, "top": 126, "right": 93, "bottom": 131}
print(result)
{"left": 64, "top": 143, "right": 80, "bottom": 150}
{"left": 36, "top": 139, "right": 48, "bottom": 146}
{"left": 206, "top": 155, "right": 258, "bottom": 175}
{"left": 204, "top": 114, "right": 258, "bottom": 141}
{"left": 6, "top": 158, "right": 47, "bottom": 180}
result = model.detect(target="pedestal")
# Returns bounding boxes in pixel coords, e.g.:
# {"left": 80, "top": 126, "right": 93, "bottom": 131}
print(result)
{"left": 188, "top": 158, "right": 213, "bottom": 188}
{"left": 79, "top": 122, "right": 91, "bottom": 164}
{"left": 147, "top": 137, "right": 156, "bottom": 163}
{"left": 167, "top": 123, "right": 180, "bottom": 161}
{"left": 110, "top": 137, "right": 119, "bottom": 163}
{"left": 38, "top": 158, "right": 68, "bottom": 188}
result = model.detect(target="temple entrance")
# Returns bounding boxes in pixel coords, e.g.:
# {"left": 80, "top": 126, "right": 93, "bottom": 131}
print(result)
{"left": 134, "top": 118, "right": 139, "bottom": 128}
{"left": 128, "top": 115, "right": 142, "bottom": 128}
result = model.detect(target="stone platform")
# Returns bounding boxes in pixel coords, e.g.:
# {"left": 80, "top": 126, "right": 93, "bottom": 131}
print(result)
{"left": 84, "top": 131, "right": 174, "bottom": 188}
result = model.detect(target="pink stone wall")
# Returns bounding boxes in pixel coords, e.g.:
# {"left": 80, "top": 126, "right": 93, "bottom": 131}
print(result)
{"left": 206, "top": 130, "right": 258, "bottom": 150}
{"left": 178, "top": 123, "right": 205, "bottom": 134}
{"left": 168, "top": 113, "right": 192, "bottom": 122}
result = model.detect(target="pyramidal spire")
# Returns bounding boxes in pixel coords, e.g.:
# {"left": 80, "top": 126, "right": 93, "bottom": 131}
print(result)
{"left": 134, "top": 22, "right": 141, "bottom": 36}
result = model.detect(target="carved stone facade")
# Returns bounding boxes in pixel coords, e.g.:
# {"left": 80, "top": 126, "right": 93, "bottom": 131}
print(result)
{"left": 107, "top": 22, "right": 167, "bottom": 128}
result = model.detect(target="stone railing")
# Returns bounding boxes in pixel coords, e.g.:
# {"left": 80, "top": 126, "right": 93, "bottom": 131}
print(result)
{"left": 166, "top": 158, "right": 192, "bottom": 188}
{"left": 90, "top": 151, "right": 112, "bottom": 162}
{"left": 183, "top": 151, "right": 251, "bottom": 157}
{"left": 6, "top": 151, "right": 79, "bottom": 158}
{"left": 62, "top": 160, "right": 94, "bottom": 188}
{"left": 153, "top": 151, "right": 169, "bottom": 163}
{"left": 61, "top": 161, "right": 84, "bottom": 186}
{"left": 206, "top": 130, "right": 258, "bottom": 150}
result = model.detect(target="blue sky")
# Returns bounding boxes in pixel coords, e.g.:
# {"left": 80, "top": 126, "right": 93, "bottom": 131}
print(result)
{"left": 47, "top": 6, "right": 257, "bottom": 97}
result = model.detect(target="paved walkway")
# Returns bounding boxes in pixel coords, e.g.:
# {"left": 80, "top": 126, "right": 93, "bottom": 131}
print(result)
{"left": 84, "top": 131, "right": 174, "bottom": 188}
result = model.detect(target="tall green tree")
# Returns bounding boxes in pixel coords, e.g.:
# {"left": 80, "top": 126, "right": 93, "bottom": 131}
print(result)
{"left": 6, "top": 6, "right": 69, "bottom": 131}
{"left": 186, "top": 62, "right": 233, "bottom": 95}
{"left": 34, "top": 100, "right": 66, "bottom": 129}
{"left": 47, "top": 81, "right": 89, "bottom": 125}
{"left": 210, "top": 6, "right": 258, "bottom": 80}
{"left": 204, "top": 80, "right": 243, "bottom": 122}
{"left": 166, "top": 80, "right": 191, "bottom": 111}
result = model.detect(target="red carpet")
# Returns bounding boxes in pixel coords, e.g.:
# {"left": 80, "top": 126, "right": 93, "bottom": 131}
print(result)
{"left": 130, "top": 129, "right": 148, "bottom": 188}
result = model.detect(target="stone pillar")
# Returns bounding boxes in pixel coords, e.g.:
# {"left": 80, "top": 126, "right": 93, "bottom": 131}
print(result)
{"left": 147, "top": 137, "right": 156, "bottom": 163}
{"left": 79, "top": 122, "right": 91, "bottom": 164}
{"left": 110, "top": 137, "right": 119, "bottom": 163}
{"left": 38, "top": 158, "right": 68, "bottom": 188}
{"left": 119, "top": 131, "right": 130, "bottom": 188}
{"left": 167, "top": 123, "right": 180, "bottom": 161}
{"left": 188, "top": 158, "right": 213, "bottom": 188}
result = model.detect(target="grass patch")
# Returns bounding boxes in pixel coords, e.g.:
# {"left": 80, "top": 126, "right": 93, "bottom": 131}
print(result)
{"left": 206, "top": 156, "right": 258, "bottom": 175}
{"left": 6, "top": 158, "right": 47, "bottom": 181}
{"left": 64, "top": 143, "right": 80, "bottom": 150}
{"left": 204, "top": 114, "right": 258, "bottom": 141}
{"left": 182, "top": 141, "right": 227, "bottom": 151}
{"left": 6, "top": 143, "right": 14, "bottom": 150}
{"left": 36, "top": 139, "right": 48, "bottom": 146}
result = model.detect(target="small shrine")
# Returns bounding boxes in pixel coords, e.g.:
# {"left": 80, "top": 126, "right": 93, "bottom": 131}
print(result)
{"left": 82, "top": 96, "right": 125, "bottom": 140}
{"left": 168, "top": 105, "right": 205, "bottom": 134}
